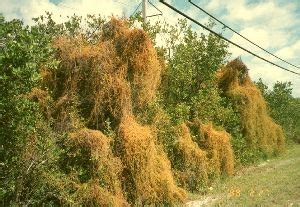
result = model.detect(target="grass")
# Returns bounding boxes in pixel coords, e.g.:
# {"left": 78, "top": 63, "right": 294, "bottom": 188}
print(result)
{"left": 187, "top": 144, "right": 300, "bottom": 206}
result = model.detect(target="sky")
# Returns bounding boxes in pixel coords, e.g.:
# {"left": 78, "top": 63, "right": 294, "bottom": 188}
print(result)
{"left": 1, "top": 0, "right": 299, "bottom": 97}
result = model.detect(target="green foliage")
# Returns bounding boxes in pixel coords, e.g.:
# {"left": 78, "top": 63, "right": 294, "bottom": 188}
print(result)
{"left": 0, "top": 14, "right": 58, "bottom": 204}
{"left": 0, "top": 11, "right": 293, "bottom": 205}
{"left": 155, "top": 20, "right": 245, "bottom": 167}
{"left": 190, "top": 85, "right": 239, "bottom": 128}
{"left": 0, "top": 13, "right": 99, "bottom": 205}
{"left": 136, "top": 101, "right": 180, "bottom": 166}
{"left": 255, "top": 79, "right": 300, "bottom": 143}
{"left": 156, "top": 19, "right": 234, "bottom": 128}
{"left": 162, "top": 22, "right": 230, "bottom": 106}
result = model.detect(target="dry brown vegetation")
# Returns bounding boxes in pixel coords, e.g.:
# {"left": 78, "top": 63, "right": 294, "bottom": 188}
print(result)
{"left": 3, "top": 13, "right": 294, "bottom": 206}
{"left": 47, "top": 18, "right": 161, "bottom": 128}
{"left": 119, "top": 115, "right": 186, "bottom": 204}
{"left": 217, "top": 59, "right": 285, "bottom": 155}
{"left": 176, "top": 123, "right": 208, "bottom": 192}
{"left": 38, "top": 18, "right": 185, "bottom": 205}
{"left": 28, "top": 19, "right": 285, "bottom": 205}
{"left": 174, "top": 121, "right": 234, "bottom": 192}
{"left": 68, "top": 129, "right": 128, "bottom": 206}
{"left": 200, "top": 123, "right": 234, "bottom": 176}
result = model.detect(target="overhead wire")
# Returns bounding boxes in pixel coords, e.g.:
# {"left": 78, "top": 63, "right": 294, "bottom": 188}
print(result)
{"left": 147, "top": 0, "right": 163, "bottom": 18}
{"left": 159, "top": 0, "right": 300, "bottom": 76}
{"left": 52, "top": 1, "right": 300, "bottom": 75}
{"left": 188, "top": 0, "right": 300, "bottom": 70}
{"left": 130, "top": 2, "right": 142, "bottom": 17}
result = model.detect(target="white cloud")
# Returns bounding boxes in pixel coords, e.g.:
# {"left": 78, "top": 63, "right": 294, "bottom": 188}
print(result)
{"left": 212, "top": 0, "right": 300, "bottom": 97}
{"left": 275, "top": 40, "right": 300, "bottom": 61}
{"left": 0, "top": 0, "right": 131, "bottom": 25}
{"left": 248, "top": 56, "right": 300, "bottom": 97}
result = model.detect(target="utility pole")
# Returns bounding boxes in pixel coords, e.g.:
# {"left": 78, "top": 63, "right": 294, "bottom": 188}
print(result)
{"left": 142, "top": 0, "right": 147, "bottom": 23}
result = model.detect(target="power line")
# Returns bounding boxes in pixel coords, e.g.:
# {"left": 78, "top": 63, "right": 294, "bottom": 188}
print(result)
{"left": 133, "top": 0, "right": 163, "bottom": 20}
{"left": 130, "top": 2, "right": 142, "bottom": 17}
{"left": 147, "top": 0, "right": 163, "bottom": 18}
{"left": 159, "top": 0, "right": 300, "bottom": 76}
{"left": 188, "top": 0, "right": 300, "bottom": 70}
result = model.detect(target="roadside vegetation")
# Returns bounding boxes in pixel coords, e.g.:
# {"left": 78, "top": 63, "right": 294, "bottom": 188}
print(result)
{"left": 0, "top": 13, "right": 299, "bottom": 206}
